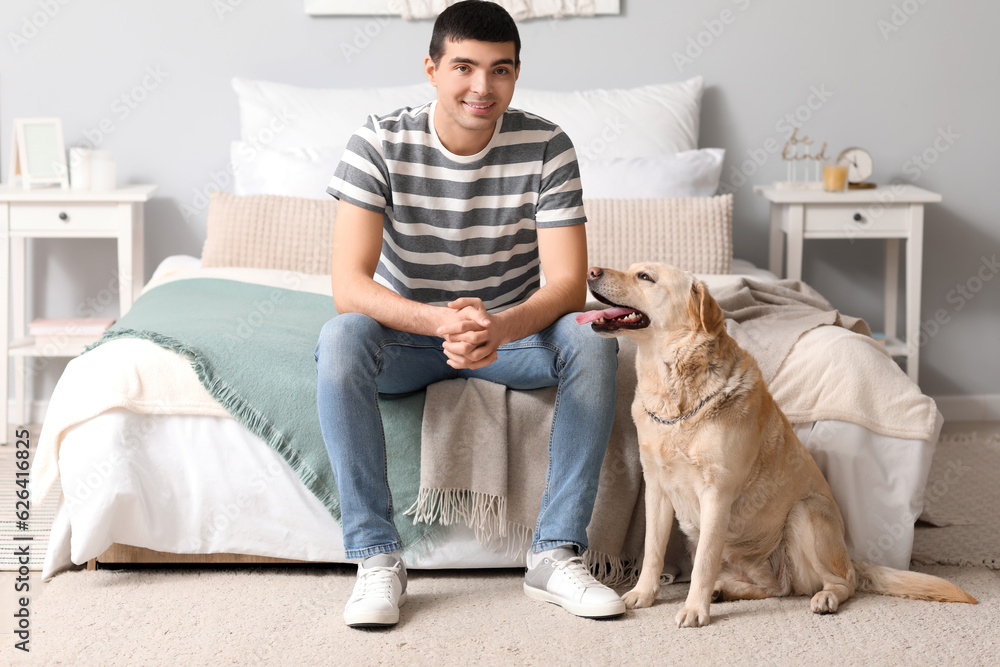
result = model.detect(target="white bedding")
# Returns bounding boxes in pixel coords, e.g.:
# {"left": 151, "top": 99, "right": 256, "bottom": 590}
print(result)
{"left": 41, "top": 409, "right": 939, "bottom": 581}
{"left": 35, "top": 257, "right": 941, "bottom": 580}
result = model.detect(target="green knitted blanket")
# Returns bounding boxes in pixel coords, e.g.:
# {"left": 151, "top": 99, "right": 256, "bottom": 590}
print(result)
{"left": 86, "top": 277, "right": 434, "bottom": 548}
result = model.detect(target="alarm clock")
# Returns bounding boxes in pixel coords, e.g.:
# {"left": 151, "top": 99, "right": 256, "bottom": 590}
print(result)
{"left": 836, "top": 147, "right": 875, "bottom": 188}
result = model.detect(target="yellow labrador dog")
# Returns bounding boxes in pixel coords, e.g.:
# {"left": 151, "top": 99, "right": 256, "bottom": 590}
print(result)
{"left": 578, "top": 263, "right": 976, "bottom": 628}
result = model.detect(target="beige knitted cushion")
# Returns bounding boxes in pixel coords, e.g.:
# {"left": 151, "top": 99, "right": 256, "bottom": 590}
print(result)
{"left": 201, "top": 192, "right": 337, "bottom": 275}
{"left": 583, "top": 195, "right": 733, "bottom": 274}
{"left": 200, "top": 192, "right": 732, "bottom": 278}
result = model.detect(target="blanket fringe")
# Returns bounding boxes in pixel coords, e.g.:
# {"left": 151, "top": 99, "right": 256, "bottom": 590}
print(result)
{"left": 405, "top": 487, "right": 531, "bottom": 558}
{"left": 582, "top": 549, "right": 644, "bottom": 588}
{"left": 406, "top": 487, "right": 643, "bottom": 585}
{"left": 89, "top": 329, "right": 340, "bottom": 514}
{"left": 481, "top": 521, "right": 534, "bottom": 561}
{"left": 405, "top": 488, "right": 529, "bottom": 554}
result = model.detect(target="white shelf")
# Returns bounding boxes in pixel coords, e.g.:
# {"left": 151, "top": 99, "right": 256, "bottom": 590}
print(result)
{"left": 881, "top": 336, "right": 908, "bottom": 358}
{"left": 1, "top": 185, "right": 155, "bottom": 432}
{"left": 8, "top": 336, "right": 98, "bottom": 358}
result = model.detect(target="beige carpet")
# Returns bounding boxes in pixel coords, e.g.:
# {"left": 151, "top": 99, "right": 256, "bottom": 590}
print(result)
{"left": 0, "top": 426, "right": 61, "bottom": 570}
{"left": 3, "top": 563, "right": 998, "bottom": 665}
{"left": 4, "top": 421, "right": 999, "bottom": 665}
{"left": 913, "top": 428, "right": 1000, "bottom": 570}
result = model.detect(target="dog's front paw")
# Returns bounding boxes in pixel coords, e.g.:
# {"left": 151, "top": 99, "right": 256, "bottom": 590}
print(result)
{"left": 621, "top": 586, "right": 658, "bottom": 609}
{"left": 676, "top": 604, "right": 711, "bottom": 628}
{"left": 810, "top": 590, "right": 840, "bottom": 614}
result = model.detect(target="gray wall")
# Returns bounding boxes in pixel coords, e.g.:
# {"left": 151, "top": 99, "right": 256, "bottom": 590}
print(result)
{"left": 2, "top": 0, "right": 998, "bottom": 404}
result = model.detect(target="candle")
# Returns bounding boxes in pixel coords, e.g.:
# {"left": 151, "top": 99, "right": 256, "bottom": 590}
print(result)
{"left": 823, "top": 164, "right": 849, "bottom": 192}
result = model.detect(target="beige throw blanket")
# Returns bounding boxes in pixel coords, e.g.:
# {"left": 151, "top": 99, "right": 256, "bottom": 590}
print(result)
{"left": 408, "top": 340, "right": 648, "bottom": 585}
{"left": 712, "top": 278, "right": 870, "bottom": 382}
{"left": 407, "top": 278, "right": 939, "bottom": 582}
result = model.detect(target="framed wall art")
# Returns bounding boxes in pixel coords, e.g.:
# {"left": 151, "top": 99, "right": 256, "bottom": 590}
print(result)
{"left": 305, "top": 0, "right": 621, "bottom": 18}
{"left": 8, "top": 118, "right": 69, "bottom": 189}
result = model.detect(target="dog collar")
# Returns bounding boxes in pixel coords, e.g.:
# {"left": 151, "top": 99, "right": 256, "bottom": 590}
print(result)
{"left": 643, "top": 389, "right": 724, "bottom": 426}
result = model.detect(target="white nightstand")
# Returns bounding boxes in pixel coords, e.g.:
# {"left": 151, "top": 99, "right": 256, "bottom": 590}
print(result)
{"left": 0, "top": 184, "right": 157, "bottom": 433}
{"left": 753, "top": 184, "right": 942, "bottom": 384}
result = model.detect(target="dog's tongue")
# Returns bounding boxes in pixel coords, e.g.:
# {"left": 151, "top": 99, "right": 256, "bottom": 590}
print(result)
{"left": 575, "top": 306, "right": 636, "bottom": 324}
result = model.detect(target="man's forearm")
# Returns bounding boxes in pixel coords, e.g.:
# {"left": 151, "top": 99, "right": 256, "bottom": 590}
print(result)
{"left": 334, "top": 271, "right": 584, "bottom": 347}
{"left": 333, "top": 273, "right": 445, "bottom": 337}
{"left": 492, "top": 277, "right": 586, "bottom": 345}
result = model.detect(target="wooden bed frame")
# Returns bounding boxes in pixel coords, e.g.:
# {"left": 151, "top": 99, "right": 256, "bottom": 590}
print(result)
{"left": 87, "top": 544, "right": 312, "bottom": 569}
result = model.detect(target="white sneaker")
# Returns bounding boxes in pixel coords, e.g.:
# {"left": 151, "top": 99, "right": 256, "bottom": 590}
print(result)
{"left": 344, "top": 554, "right": 407, "bottom": 627}
{"left": 523, "top": 547, "right": 625, "bottom": 618}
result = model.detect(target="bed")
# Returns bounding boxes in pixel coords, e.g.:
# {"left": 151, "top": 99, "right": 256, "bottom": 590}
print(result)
{"left": 31, "top": 76, "right": 942, "bottom": 582}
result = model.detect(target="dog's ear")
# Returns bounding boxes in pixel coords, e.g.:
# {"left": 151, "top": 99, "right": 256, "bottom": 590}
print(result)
{"left": 689, "top": 280, "right": 724, "bottom": 334}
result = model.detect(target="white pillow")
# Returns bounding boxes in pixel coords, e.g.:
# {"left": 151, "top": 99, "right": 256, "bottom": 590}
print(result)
{"left": 232, "top": 76, "right": 703, "bottom": 158}
{"left": 230, "top": 142, "right": 722, "bottom": 201}
{"left": 511, "top": 77, "right": 703, "bottom": 159}
{"left": 232, "top": 78, "right": 435, "bottom": 150}
{"left": 579, "top": 148, "right": 724, "bottom": 199}
{"left": 231, "top": 141, "right": 343, "bottom": 199}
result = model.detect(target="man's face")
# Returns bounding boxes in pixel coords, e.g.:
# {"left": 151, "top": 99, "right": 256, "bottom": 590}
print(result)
{"left": 424, "top": 38, "right": 519, "bottom": 154}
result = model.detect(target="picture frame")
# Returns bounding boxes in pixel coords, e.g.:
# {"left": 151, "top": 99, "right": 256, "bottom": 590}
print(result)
{"left": 8, "top": 117, "right": 69, "bottom": 189}
{"left": 304, "top": 0, "right": 621, "bottom": 16}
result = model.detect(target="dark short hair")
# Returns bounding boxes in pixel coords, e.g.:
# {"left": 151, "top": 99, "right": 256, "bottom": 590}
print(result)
{"left": 429, "top": 1, "right": 521, "bottom": 67}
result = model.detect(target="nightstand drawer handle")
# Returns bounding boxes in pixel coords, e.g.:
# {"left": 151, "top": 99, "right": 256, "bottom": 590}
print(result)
{"left": 853, "top": 213, "right": 862, "bottom": 221}
{"left": 58, "top": 211, "right": 69, "bottom": 221}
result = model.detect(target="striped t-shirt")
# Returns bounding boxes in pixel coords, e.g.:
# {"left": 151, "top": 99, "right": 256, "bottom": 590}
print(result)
{"left": 326, "top": 101, "right": 586, "bottom": 310}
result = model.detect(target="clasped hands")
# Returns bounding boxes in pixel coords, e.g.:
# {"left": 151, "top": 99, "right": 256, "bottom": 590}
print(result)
{"left": 435, "top": 297, "right": 504, "bottom": 370}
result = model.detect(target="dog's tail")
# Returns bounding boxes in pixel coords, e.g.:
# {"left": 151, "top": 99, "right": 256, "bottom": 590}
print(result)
{"left": 852, "top": 561, "right": 977, "bottom": 604}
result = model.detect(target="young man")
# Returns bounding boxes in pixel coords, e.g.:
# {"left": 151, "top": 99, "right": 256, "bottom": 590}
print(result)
{"left": 316, "top": 0, "right": 624, "bottom": 627}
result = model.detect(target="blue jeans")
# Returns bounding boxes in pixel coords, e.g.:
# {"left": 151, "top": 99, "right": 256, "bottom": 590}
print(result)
{"left": 315, "top": 312, "right": 619, "bottom": 560}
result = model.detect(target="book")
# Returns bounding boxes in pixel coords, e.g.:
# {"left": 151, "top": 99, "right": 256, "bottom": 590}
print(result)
{"left": 28, "top": 317, "right": 116, "bottom": 337}
{"left": 32, "top": 336, "right": 102, "bottom": 351}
